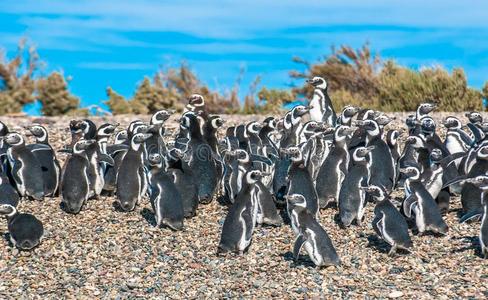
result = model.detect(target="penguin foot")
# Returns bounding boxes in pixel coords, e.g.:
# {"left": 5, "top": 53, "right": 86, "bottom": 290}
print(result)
{"left": 388, "top": 246, "right": 397, "bottom": 257}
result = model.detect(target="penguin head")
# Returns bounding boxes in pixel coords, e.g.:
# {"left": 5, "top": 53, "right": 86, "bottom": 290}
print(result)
{"left": 341, "top": 106, "right": 360, "bottom": 120}
{"left": 97, "top": 123, "right": 118, "bottom": 139}
{"left": 405, "top": 114, "right": 418, "bottom": 129}
{"left": 73, "top": 139, "right": 96, "bottom": 154}
{"left": 292, "top": 105, "right": 310, "bottom": 119}
{"left": 405, "top": 136, "right": 425, "bottom": 149}
{"left": 210, "top": 116, "right": 225, "bottom": 130}
{"left": 442, "top": 116, "right": 462, "bottom": 129}
{"left": 132, "top": 133, "right": 152, "bottom": 145}
{"left": 148, "top": 153, "right": 163, "bottom": 167}
{"left": 465, "top": 111, "right": 483, "bottom": 124}
{"left": 399, "top": 166, "right": 421, "bottom": 180}
{"left": 479, "top": 122, "right": 488, "bottom": 133}
{"left": 168, "top": 148, "right": 184, "bottom": 160}
{"left": 420, "top": 116, "right": 436, "bottom": 134}
{"left": 417, "top": 102, "right": 437, "bottom": 117}
{"left": 374, "top": 114, "right": 394, "bottom": 127}
{"left": 302, "top": 121, "right": 320, "bottom": 134}
{"left": 187, "top": 94, "right": 205, "bottom": 111}
{"left": 386, "top": 130, "right": 401, "bottom": 147}
{"left": 477, "top": 146, "right": 488, "bottom": 160}
{"left": 0, "top": 204, "right": 17, "bottom": 219}
{"left": 284, "top": 193, "right": 307, "bottom": 207}
{"left": 353, "top": 120, "right": 379, "bottom": 136}
{"left": 132, "top": 123, "right": 150, "bottom": 135}
{"left": 235, "top": 149, "right": 250, "bottom": 163}
{"left": 114, "top": 130, "right": 128, "bottom": 144}
{"left": 430, "top": 148, "right": 443, "bottom": 162}
{"left": 27, "top": 124, "right": 48, "bottom": 142}
{"left": 263, "top": 117, "right": 277, "bottom": 129}
{"left": 464, "top": 175, "right": 488, "bottom": 190}
{"left": 128, "top": 120, "right": 144, "bottom": 133}
{"left": 334, "top": 125, "right": 355, "bottom": 141}
{"left": 306, "top": 76, "right": 327, "bottom": 89}
{"left": 246, "top": 121, "right": 262, "bottom": 135}
{"left": 360, "top": 185, "right": 386, "bottom": 201}
{"left": 72, "top": 119, "right": 97, "bottom": 140}
{"left": 284, "top": 147, "right": 303, "bottom": 162}
{"left": 245, "top": 170, "right": 266, "bottom": 185}
{"left": 352, "top": 146, "right": 375, "bottom": 162}
{"left": 151, "top": 109, "right": 174, "bottom": 125}
{"left": 3, "top": 132, "right": 25, "bottom": 146}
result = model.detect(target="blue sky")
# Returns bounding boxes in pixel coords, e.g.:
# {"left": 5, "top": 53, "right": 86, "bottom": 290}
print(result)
{"left": 1, "top": 1, "right": 488, "bottom": 113}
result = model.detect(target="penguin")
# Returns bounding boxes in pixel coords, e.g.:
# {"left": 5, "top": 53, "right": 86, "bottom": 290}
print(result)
{"left": 285, "top": 146, "right": 319, "bottom": 217}
{"left": 146, "top": 109, "right": 173, "bottom": 156}
{"left": 442, "top": 116, "right": 472, "bottom": 156}
{"left": 337, "top": 105, "right": 359, "bottom": 126}
{"left": 116, "top": 133, "right": 153, "bottom": 211}
{"left": 0, "top": 121, "right": 10, "bottom": 173}
{"left": 91, "top": 123, "right": 118, "bottom": 196}
{"left": 25, "top": 124, "right": 61, "bottom": 197}
{"left": 180, "top": 112, "right": 218, "bottom": 204}
{"left": 306, "top": 125, "right": 334, "bottom": 182}
{"left": 147, "top": 153, "right": 184, "bottom": 230}
{"left": 279, "top": 105, "right": 310, "bottom": 148}
{"left": 166, "top": 148, "right": 199, "bottom": 218}
{"left": 465, "top": 111, "right": 483, "bottom": 125}
{"left": 306, "top": 76, "right": 337, "bottom": 126}
{"left": 298, "top": 121, "right": 320, "bottom": 146}
{"left": 0, "top": 204, "right": 44, "bottom": 250}
{"left": 60, "top": 139, "right": 96, "bottom": 214}
{"left": 385, "top": 129, "right": 401, "bottom": 164}
{"left": 2, "top": 132, "right": 45, "bottom": 200}
{"left": 258, "top": 117, "right": 278, "bottom": 149}
{"left": 416, "top": 102, "right": 436, "bottom": 121}
{"left": 316, "top": 126, "right": 355, "bottom": 208}
{"left": 245, "top": 121, "right": 263, "bottom": 155}
{"left": 419, "top": 116, "right": 449, "bottom": 156}
{"left": 255, "top": 178, "right": 283, "bottom": 226}
{"left": 355, "top": 119, "right": 395, "bottom": 192}
{"left": 217, "top": 170, "right": 263, "bottom": 255}
{"left": 400, "top": 166, "right": 449, "bottom": 234}
{"left": 460, "top": 146, "right": 488, "bottom": 219}
{"left": 338, "top": 146, "right": 375, "bottom": 227}
{"left": 364, "top": 185, "right": 413, "bottom": 256}
{"left": 186, "top": 94, "right": 207, "bottom": 118}
{"left": 204, "top": 115, "right": 225, "bottom": 155}
{"left": 456, "top": 175, "right": 488, "bottom": 258}
{"left": 285, "top": 194, "right": 341, "bottom": 267}
{"left": 0, "top": 173, "right": 20, "bottom": 207}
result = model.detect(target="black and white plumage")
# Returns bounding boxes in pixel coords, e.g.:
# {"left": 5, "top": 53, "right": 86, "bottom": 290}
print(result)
{"left": 286, "top": 194, "right": 340, "bottom": 267}
{"left": 0, "top": 204, "right": 44, "bottom": 250}
{"left": 307, "top": 76, "right": 337, "bottom": 127}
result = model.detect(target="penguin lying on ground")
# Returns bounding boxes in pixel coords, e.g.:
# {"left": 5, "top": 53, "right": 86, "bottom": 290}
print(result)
{"left": 0, "top": 204, "right": 44, "bottom": 250}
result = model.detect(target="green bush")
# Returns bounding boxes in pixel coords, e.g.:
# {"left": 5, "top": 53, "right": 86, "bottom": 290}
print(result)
{"left": 37, "top": 72, "right": 81, "bottom": 116}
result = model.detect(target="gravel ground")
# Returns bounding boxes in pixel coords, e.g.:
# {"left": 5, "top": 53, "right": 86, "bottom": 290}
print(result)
{"left": 0, "top": 113, "right": 487, "bottom": 299}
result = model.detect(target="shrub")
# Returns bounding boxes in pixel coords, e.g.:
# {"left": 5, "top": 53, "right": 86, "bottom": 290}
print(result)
{"left": 37, "top": 72, "right": 81, "bottom": 116}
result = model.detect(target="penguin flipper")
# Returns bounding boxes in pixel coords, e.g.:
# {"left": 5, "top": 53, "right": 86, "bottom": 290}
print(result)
{"left": 250, "top": 154, "right": 273, "bottom": 166}
{"left": 438, "top": 152, "right": 465, "bottom": 169}
{"left": 99, "top": 154, "right": 115, "bottom": 166}
{"left": 372, "top": 214, "right": 383, "bottom": 238}
{"left": 467, "top": 123, "right": 484, "bottom": 144}
{"left": 459, "top": 209, "right": 483, "bottom": 223}
{"left": 107, "top": 144, "right": 129, "bottom": 155}
{"left": 293, "top": 234, "right": 307, "bottom": 260}
{"left": 442, "top": 175, "right": 467, "bottom": 189}
{"left": 26, "top": 144, "right": 52, "bottom": 153}
{"left": 403, "top": 195, "right": 418, "bottom": 218}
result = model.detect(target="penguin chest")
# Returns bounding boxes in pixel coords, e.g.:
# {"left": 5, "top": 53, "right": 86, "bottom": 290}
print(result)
{"left": 304, "top": 228, "right": 323, "bottom": 266}
{"left": 309, "top": 100, "right": 323, "bottom": 122}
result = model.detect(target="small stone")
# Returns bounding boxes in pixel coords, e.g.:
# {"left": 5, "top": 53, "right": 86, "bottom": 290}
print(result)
{"left": 388, "top": 291, "right": 404, "bottom": 298}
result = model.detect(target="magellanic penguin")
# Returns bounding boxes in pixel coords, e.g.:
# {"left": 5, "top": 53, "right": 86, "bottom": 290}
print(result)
{"left": 355, "top": 119, "right": 395, "bottom": 192}
{"left": 400, "top": 166, "right": 449, "bottom": 235}
{"left": 338, "top": 146, "right": 375, "bottom": 227}
{"left": 455, "top": 175, "right": 488, "bottom": 258}
{"left": 285, "top": 146, "right": 319, "bottom": 217}
{"left": 116, "top": 133, "right": 153, "bottom": 211}
{"left": 255, "top": 177, "right": 283, "bottom": 227}
{"left": 165, "top": 148, "right": 199, "bottom": 218}
{"left": 180, "top": 112, "right": 218, "bottom": 204}
{"left": 2, "top": 132, "right": 45, "bottom": 200}
{"left": 26, "top": 124, "right": 61, "bottom": 197}
{"left": 337, "top": 105, "right": 360, "bottom": 127}
{"left": 0, "top": 204, "right": 44, "bottom": 250}
{"left": 60, "top": 139, "right": 96, "bottom": 214}
{"left": 280, "top": 105, "right": 310, "bottom": 148}
{"left": 218, "top": 170, "right": 264, "bottom": 255}
{"left": 459, "top": 146, "right": 488, "bottom": 219}
{"left": 147, "top": 153, "right": 184, "bottom": 230}
{"left": 363, "top": 185, "right": 413, "bottom": 256}
{"left": 103, "top": 130, "right": 129, "bottom": 194}
{"left": 186, "top": 94, "right": 207, "bottom": 118}
{"left": 285, "top": 194, "right": 341, "bottom": 267}
{"left": 316, "top": 126, "right": 355, "bottom": 208}
{"left": 306, "top": 76, "right": 337, "bottom": 127}
{"left": 146, "top": 109, "right": 173, "bottom": 156}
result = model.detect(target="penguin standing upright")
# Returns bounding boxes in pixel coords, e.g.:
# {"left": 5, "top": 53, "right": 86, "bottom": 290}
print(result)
{"left": 307, "top": 76, "right": 337, "bottom": 126}
{"left": 285, "top": 194, "right": 341, "bottom": 267}
{"left": 0, "top": 173, "right": 20, "bottom": 207}
{"left": 179, "top": 112, "right": 218, "bottom": 204}
{"left": 218, "top": 170, "right": 263, "bottom": 255}
{"left": 3, "top": 132, "right": 44, "bottom": 200}
{"left": 166, "top": 148, "right": 199, "bottom": 218}
{"left": 460, "top": 146, "right": 488, "bottom": 219}
{"left": 363, "top": 185, "right": 413, "bottom": 256}
{"left": 26, "top": 124, "right": 61, "bottom": 197}
{"left": 316, "top": 126, "right": 355, "bottom": 208}
{"left": 60, "top": 139, "right": 96, "bottom": 214}
{"left": 400, "top": 166, "right": 448, "bottom": 234}
{"left": 146, "top": 109, "right": 173, "bottom": 156}
{"left": 338, "top": 146, "right": 375, "bottom": 227}
{"left": 285, "top": 146, "right": 319, "bottom": 216}
{"left": 116, "top": 133, "right": 153, "bottom": 211}
{"left": 103, "top": 130, "right": 129, "bottom": 194}
{"left": 337, "top": 106, "right": 359, "bottom": 126}
{"left": 0, "top": 204, "right": 44, "bottom": 250}
{"left": 147, "top": 153, "right": 184, "bottom": 230}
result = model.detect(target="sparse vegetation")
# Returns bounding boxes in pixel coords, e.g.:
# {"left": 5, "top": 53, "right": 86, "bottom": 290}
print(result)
{"left": 1, "top": 39, "right": 487, "bottom": 115}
